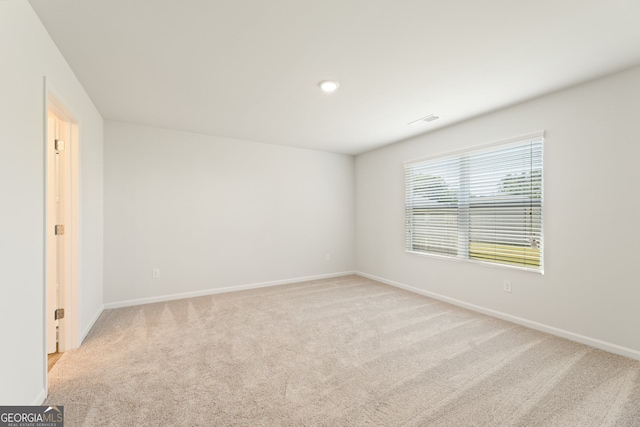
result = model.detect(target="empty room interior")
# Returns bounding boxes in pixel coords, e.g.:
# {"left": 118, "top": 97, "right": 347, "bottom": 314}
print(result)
{"left": 2, "top": 0, "right": 640, "bottom": 425}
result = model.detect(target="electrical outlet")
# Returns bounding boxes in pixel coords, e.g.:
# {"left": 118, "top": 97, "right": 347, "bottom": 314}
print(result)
{"left": 325, "top": 253, "right": 331, "bottom": 261}
{"left": 503, "top": 280, "right": 512, "bottom": 293}
{"left": 152, "top": 268, "right": 160, "bottom": 279}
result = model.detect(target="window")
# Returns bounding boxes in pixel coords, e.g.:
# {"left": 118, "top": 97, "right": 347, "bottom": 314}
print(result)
{"left": 405, "top": 132, "right": 543, "bottom": 272}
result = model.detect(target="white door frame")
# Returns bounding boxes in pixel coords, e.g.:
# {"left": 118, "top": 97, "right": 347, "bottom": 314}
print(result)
{"left": 44, "top": 79, "right": 80, "bottom": 373}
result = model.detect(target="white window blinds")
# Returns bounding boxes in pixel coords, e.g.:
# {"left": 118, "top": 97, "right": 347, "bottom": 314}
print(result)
{"left": 405, "top": 132, "right": 543, "bottom": 272}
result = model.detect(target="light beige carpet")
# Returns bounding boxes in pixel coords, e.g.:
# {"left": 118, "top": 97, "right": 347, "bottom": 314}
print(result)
{"left": 46, "top": 275, "right": 640, "bottom": 426}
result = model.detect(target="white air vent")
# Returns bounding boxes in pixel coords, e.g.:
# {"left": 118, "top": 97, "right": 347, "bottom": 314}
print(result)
{"left": 408, "top": 114, "right": 440, "bottom": 126}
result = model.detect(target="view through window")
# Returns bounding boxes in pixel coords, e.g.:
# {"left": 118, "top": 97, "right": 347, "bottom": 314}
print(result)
{"left": 404, "top": 133, "right": 543, "bottom": 272}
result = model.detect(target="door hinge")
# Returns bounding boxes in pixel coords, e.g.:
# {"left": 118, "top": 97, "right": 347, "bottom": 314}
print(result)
{"left": 54, "top": 308, "right": 65, "bottom": 320}
{"left": 55, "top": 139, "right": 65, "bottom": 152}
{"left": 55, "top": 225, "right": 65, "bottom": 235}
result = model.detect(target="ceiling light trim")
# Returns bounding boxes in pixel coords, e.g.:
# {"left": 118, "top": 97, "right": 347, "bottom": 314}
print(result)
{"left": 318, "top": 80, "right": 340, "bottom": 93}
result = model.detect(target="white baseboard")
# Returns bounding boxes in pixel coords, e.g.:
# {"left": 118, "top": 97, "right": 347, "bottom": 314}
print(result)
{"left": 81, "top": 305, "right": 105, "bottom": 344}
{"left": 104, "top": 271, "right": 356, "bottom": 310}
{"left": 356, "top": 271, "right": 640, "bottom": 362}
{"left": 32, "top": 388, "right": 46, "bottom": 405}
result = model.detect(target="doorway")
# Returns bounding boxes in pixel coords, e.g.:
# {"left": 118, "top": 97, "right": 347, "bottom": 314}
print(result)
{"left": 45, "top": 88, "right": 79, "bottom": 374}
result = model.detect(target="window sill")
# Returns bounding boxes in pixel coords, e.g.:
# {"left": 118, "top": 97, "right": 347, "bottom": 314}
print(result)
{"left": 405, "top": 249, "right": 544, "bottom": 275}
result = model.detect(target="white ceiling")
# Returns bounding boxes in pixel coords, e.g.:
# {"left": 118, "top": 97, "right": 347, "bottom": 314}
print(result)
{"left": 29, "top": 0, "right": 640, "bottom": 155}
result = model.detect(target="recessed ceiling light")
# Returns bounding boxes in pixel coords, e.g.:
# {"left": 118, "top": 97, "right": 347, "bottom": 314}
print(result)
{"left": 318, "top": 80, "right": 340, "bottom": 93}
{"left": 408, "top": 114, "right": 440, "bottom": 126}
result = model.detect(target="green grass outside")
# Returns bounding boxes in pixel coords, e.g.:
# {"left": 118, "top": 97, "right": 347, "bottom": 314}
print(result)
{"left": 470, "top": 241, "right": 540, "bottom": 268}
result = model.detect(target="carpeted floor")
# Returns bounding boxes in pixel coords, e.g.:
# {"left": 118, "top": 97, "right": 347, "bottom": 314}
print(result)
{"left": 46, "top": 275, "right": 640, "bottom": 426}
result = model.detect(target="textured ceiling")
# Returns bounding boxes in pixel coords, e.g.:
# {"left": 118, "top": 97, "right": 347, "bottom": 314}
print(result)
{"left": 29, "top": 0, "right": 640, "bottom": 154}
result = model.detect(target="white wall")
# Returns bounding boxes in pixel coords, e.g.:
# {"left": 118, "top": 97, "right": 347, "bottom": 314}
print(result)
{"left": 356, "top": 65, "right": 640, "bottom": 357}
{"left": 0, "top": 2, "right": 104, "bottom": 404}
{"left": 104, "top": 122, "right": 354, "bottom": 304}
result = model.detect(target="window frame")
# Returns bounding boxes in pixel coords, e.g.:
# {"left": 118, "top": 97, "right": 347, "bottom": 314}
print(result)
{"left": 404, "top": 131, "right": 544, "bottom": 274}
